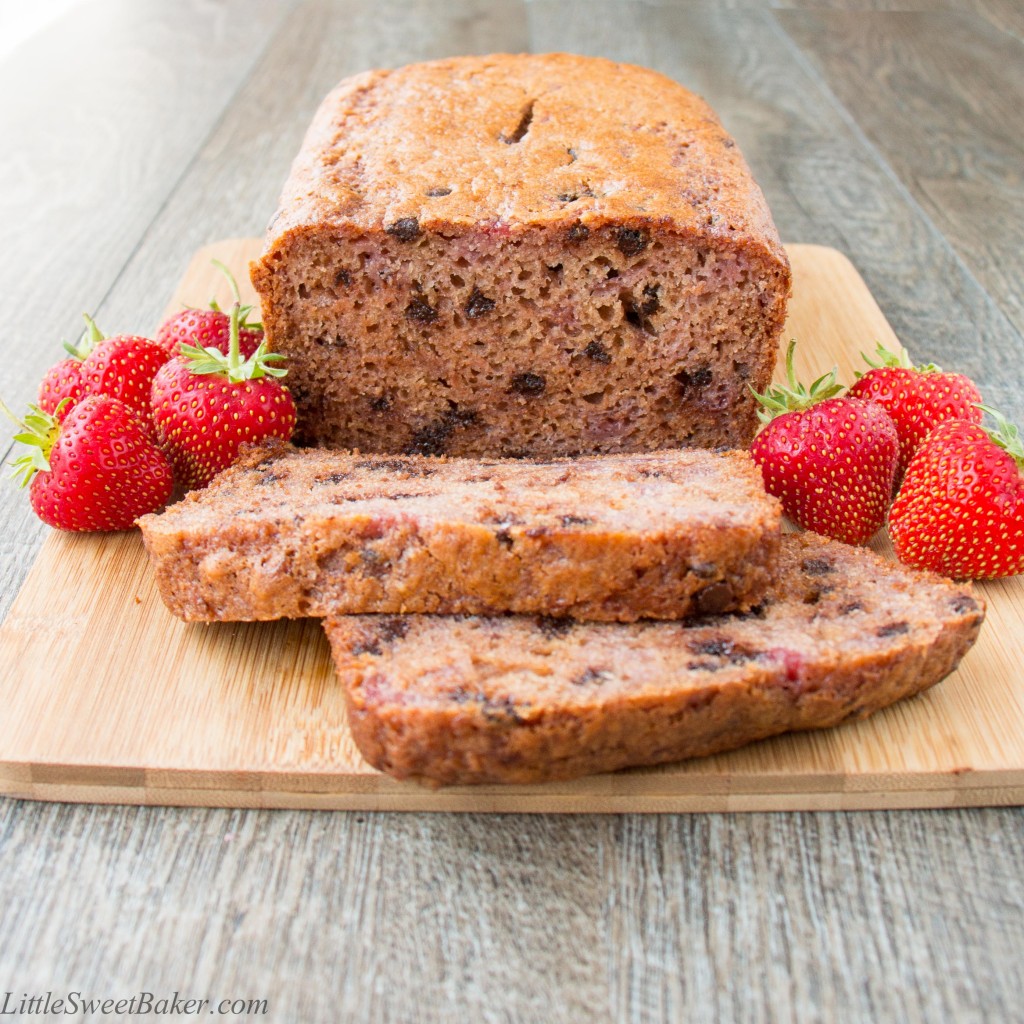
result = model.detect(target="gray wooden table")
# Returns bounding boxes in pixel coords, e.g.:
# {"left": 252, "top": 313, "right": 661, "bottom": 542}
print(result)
{"left": 2, "top": 2, "right": 1022, "bottom": 1021}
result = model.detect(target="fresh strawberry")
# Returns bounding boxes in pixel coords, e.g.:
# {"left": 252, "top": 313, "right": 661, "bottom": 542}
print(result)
{"left": 38, "top": 358, "right": 84, "bottom": 419}
{"left": 889, "top": 408, "right": 1024, "bottom": 579}
{"left": 848, "top": 343, "right": 982, "bottom": 479}
{"left": 750, "top": 340, "right": 900, "bottom": 545}
{"left": 151, "top": 300, "right": 295, "bottom": 490}
{"left": 72, "top": 316, "right": 169, "bottom": 436}
{"left": 6, "top": 396, "right": 173, "bottom": 531}
{"left": 35, "top": 316, "right": 104, "bottom": 418}
{"left": 156, "top": 260, "right": 263, "bottom": 359}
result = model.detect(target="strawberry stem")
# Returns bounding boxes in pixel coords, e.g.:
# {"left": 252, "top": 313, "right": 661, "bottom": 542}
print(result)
{"left": 212, "top": 258, "right": 242, "bottom": 306}
{"left": 64, "top": 314, "right": 105, "bottom": 360}
{"left": 228, "top": 301, "right": 241, "bottom": 375}
{"left": 749, "top": 339, "right": 843, "bottom": 423}
{"left": 209, "top": 259, "right": 263, "bottom": 332}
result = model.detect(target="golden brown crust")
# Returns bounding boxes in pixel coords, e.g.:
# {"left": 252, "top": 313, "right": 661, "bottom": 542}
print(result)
{"left": 137, "top": 441, "right": 782, "bottom": 622}
{"left": 261, "top": 54, "right": 787, "bottom": 258}
{"left": 250, "top": 54, "right": 792, "bottom": 457}
{"left": 324, "top": 534, "right": 985, "bottom": 786}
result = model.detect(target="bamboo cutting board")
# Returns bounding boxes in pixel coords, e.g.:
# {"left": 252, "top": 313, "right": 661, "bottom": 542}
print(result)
{"left": 1, "top": 239, "right": 1022, "bottom": 812}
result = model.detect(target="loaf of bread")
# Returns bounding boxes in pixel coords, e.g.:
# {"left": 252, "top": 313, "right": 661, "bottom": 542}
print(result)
{"left": 324, "top": 534, "right": 984, "bottom": 786}
{"left": 250, "top": 53, "right": 791, "bottom": 457}
{"left": 137, "top": 440, "right": 781, "bottom": 622}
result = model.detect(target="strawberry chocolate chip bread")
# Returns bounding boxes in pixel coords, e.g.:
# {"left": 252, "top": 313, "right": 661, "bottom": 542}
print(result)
{"left": 250, "top": 54, "right": 791, "bottom": 457}
{"left": 138, "top": 442, "right": 782, "bottom": 623}
{"left": 325, "top": 533, "right": 984, "bottom": 786}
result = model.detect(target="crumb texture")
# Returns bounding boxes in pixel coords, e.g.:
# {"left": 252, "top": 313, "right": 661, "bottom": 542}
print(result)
{"left": 324, "top": 533, "right": 985, "bottom": 786}
{"left": 250, "top": 53, "right": 791, "bottom": 456}
{"left": 137, "top": 441, "right": 781, "bottom": 622}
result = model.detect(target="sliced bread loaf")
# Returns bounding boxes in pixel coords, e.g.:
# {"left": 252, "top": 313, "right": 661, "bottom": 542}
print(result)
{"left": 324, "top": 533, "right": 984, "bottom": 786}
{"left": 249, "top": 54, "right": 791, "bottom": 457}
{"left": 138, "top": 441, "right": 781, "bottom": 622}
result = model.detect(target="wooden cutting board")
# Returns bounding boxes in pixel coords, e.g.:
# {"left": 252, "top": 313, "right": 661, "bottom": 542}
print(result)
{"left": 2, "top": 239, "right": 1022, "bottom": 812}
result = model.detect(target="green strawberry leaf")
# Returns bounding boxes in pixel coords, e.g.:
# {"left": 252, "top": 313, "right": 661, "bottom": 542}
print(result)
{"left": 750, "top": 339, "right": 843, "bottom": 423}
{"left": 978, "top": 404, "right": 1024, "bottom": 467}
{"left": 180, "top": 303, "right": 286, "bottom": 383}
{"left": 1, "top": 398, "right": 62, "bottom": 486}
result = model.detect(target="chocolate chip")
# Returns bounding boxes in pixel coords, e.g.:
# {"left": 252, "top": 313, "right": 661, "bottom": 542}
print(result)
{"left": 405, "top": 404, "right": 478, "bottom": 456}
{"left": 566, "top": 221, "right": 590, "bottom": 244}
{"left": 675, "top": 367, "right": 713, "bottom": 393}
{"left": 425, "top": 187, "right": 452, "bottom": 197}
{"left": 691, "top": 562, "right": 718, "bottom": 579}
{"left": 355, "top": 458, "right": 412, "bottom": 473}
{"left": 950, "top": 595, "right": 979, "bottom": 614}
{"left": 536, "top": 615, "right": 574, "bottom": 638}
{"left": 334, "top": 268, "right": 351, "bottom": 288}
{"left": 622, "top": 285, "right": 660, "bottom": 333}
{"left": 689, "top": 635, "right": 757, "bottom": 664}
{"left": 386, "top": 217, "right": 421, "bottom": 242}
{"left": 450, "top": 687, "right": 524, "bottom": 724}
{"left": 314, "top": 471, "right": 350, "bottom": 485}
{"left": 495, "top": 528, "right": 514, "bottom": 549}
{"left": 405, "top": 294, "right": 438, "bottom": 324}
{"left": 560, "top": 515, "right": 593, "bottom": 527}
{"left": 359, "top": 548, "right": 389, "bottom": 578}
{"left": 351, "top": 634, "right": 382, "bottom": 657}
{"left": 695, "top": 582, "right": 733, "bottom": 616}
{"left": 584, "top": 340, "right": 611, "bottom": 364}
{"left": 573, "top": 667, "right": 611, "bottom": 686}
{"left": 802, "top": 558, "right": 835, "bottom": 576}
{"left": 876, "top": 621, "right": 910, "bottom": 638}
{"left": 510, "top": 372, "right": 546, "bottom": 396}
{"left": 465, "top": 288, "right": 496, "bottom": 319}
{"left": 616, "top": 227, "right": 649, "bottom": 256}
{"left": 378, "top": 617, "right": 410, "bottom": 643}
{"left": 839, "top": 601, "right": 864, "bottom": 615}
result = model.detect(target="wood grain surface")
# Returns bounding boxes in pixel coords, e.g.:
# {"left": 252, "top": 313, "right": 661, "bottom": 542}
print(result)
{"left": 1, "top": 2, "right": 1022, "bottom": 1021}
{"left": 2, "top": 239, "right": 1022, "bottom": 813}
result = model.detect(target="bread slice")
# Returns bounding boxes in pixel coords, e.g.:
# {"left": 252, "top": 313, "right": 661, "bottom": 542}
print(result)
{"left": 324, "top": 534, "right": 985, "bottom": 786}
{"left": 249, "top": 54, "right": 791, "bottom": 457}
{"left": 138, "top": 441, "right": 781, "bottom": 622}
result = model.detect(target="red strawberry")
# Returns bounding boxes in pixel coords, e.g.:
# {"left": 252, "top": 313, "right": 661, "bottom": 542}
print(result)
{"left": 156, "top": 260, "right": 263, "bottom": 359}
{"left": 750, "top": 341, "right": 899, "bottom": 545}
{"left": 75, "top": 316, "right": 169, "bottom": 435}
{"left": 7, "top": 396, "right": 173, "bottom": 532}
{"left": 889, "top": 408, "right": 1024, "bottom": 579}
{"left": 151, "top": 301, "right": 295, "bottom": 490}
{"left": 848, "top": 343, "right": 982, "bottom": 480}
{"left": 38, "top": 358, "right": 84, "bottom": 418}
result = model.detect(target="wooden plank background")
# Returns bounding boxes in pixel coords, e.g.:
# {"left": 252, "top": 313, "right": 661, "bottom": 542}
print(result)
{"left": 1, "top": 1, "right": 1022, "bottom": 1021}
